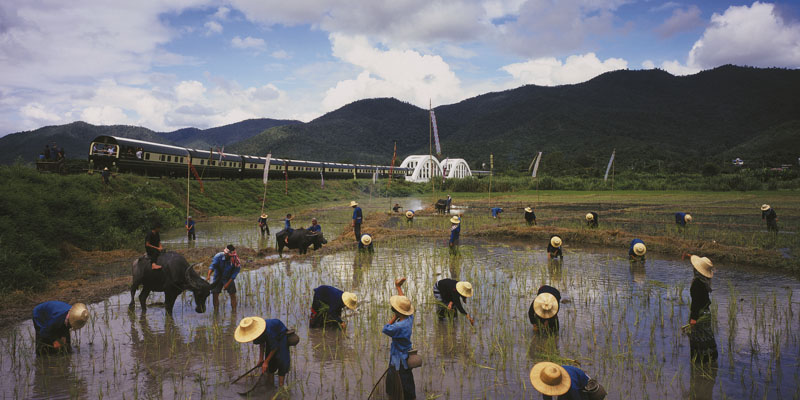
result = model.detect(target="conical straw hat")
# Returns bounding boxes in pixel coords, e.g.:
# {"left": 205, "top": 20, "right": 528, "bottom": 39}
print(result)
{"left": 533, "top": 292, "right": 559, "bottom": 319}
{"left": 690, "top": 255, "right": 714, "bottom": 278}
{"left": 530, "top": 362, "right": 571, "bottom": 396}
{"left": 456, "top": 281, "right": 473, "bottom": 298}
{"left": 633, "top": 243, "right": 646, "bottom": 256}
{"left": 550, "top": 236, "right": 562, "bottom": 248}
{"left": 342, "top": 292, "right": 358, "bottom": 310}
{"left": 360, "top": 234, "right": 372, "bottom": 246}
{"left": 390, "top": 295, "right": 414, "bottom": 315}
{"left": 68, "top": 303, "right": 89, "bottom": 330}
{"left": 234, "top": 317, "right": 266, "bottom": 343}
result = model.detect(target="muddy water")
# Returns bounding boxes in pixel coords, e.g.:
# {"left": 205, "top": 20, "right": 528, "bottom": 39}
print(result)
{"left": 2, "top": 234, "right": 799, "bottom": 399}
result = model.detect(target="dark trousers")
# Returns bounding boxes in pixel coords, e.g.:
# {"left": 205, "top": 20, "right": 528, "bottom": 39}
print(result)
{"left": 187, "top": 230, "right": 195, "bottom": 240}
{"left": 386, "top": 364, "right": 416, "bottom": 400}
{"left": 354, "top": 224, "right": 361, "bottom": 242}
{"left": 767, "top": 220, "right": 779, "bottom": 233}
{"left": 260, "top": 225, "right": 270, "bottom": 236}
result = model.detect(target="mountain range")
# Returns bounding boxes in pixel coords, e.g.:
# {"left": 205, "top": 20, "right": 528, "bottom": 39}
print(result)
{"left": 2, "top": 65, "right": 799, "bottom": 172}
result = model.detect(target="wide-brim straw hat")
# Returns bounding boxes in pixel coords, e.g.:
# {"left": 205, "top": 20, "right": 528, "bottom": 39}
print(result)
{"left": 633, "top": 242, "right": 647, "bottom": 256}
{"left": 530, "top": 362, "right": 571, "bottom": 396}
{"left": 550, "top": 236, "right": 562, "bottom": 248}
{"left": 450, "top": 216, "right": 461, "bottom": 224}
{"left": 360, "top": 234, "right": 372, "bottom": 246}
{"left": 685, "top": 214, "right": 693, "bottom": 222}
{"left": 524, "top": 207, "right": 533, "bottom": 213}
{"left": 234, "top": 317, "right": 266, "bottom": 343}
{"left": 585, "top": 213, "right": 594, "bottom": 221}
{"left": 456, "top": 281, "right": 473, "bottom": 298}
{"left": 406, "top": 210, "right": 414, "bottom": 218}
{"left": 390, "top": 295, "right": 414, "bottom": 315}
{"left": 261, "top": 213, "right": 268, "bottom": 218}
{"left": 68, "top": 303, "right": 89, "bottom": 330}
{"left": 342, "top": 291, "right": 358, "bottom": 310}
{"left": 690, "top": 255, "right": 714, "bottom": 278}
{"left": 103, "top": 167, "right": 108, "bottom": 171}
{"left": 761, "top": 204, "right": 770, "bottom": 211}
{"left": 350, "top": 201, "right": 358, "bottom": 207}
{"left": 533, "top": 292, "right": 559, "bottom": 319}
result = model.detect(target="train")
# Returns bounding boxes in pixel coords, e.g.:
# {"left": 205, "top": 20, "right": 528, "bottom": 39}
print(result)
{"left": 88, "top": 135, "right": 413, "bottom": 180}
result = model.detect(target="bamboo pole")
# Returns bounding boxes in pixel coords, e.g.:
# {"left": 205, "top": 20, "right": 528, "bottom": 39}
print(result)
{"left": 186, "top": 156, "right": 190, "bottom": 220}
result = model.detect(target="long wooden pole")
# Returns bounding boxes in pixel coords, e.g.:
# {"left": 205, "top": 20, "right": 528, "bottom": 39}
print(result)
{"left": 429, "top": 100, "right": 435, "bottom": 202}
{"left": 186, "top": 156, "right": 190, "bottom": 220}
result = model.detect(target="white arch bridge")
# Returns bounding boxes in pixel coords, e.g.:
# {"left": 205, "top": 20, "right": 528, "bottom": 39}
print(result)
{"left": 399, "top": 155, "right": 479, "bottom": 183}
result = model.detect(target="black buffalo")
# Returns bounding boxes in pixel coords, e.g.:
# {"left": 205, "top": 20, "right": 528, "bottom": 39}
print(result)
{"left": 129, "top": 252, "right": 213, "bottom": 315}
{"left": 435, "top": 199, "right": 448, "bottom": 214}
{"left": 276, "top": 228, "right": 327, "bottom": 256}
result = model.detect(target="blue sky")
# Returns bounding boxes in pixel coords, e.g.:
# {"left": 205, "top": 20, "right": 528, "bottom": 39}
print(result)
{"left": 1, "top": 0, "right": 798, "bottom": 135}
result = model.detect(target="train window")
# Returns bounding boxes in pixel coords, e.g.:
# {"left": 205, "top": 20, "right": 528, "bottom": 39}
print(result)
{"left": 160, "top": 155, "right": 165, "bottom": 161}
{"left": 145, "top": 153, "right": 150, "bottom": 160}
{"left": 211, "top": 161, "right": 216, "bottom": 166}
{"left": 200, "top": 159, "right": 205, "bottom": 165}
{"left": 167, "top": 156, "right": 172, "bottom": 162}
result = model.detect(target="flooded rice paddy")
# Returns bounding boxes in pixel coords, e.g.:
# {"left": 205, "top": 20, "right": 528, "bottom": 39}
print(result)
{"left": 2, "top": 226, "right": 800, "bottom": 399}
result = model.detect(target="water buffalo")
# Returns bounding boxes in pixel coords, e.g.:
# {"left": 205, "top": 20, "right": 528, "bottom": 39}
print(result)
{"left": 276, "top": 228, "right": 327, "bottom": 256}
{"left": 435, "top": 199, "right": 448, "bottom": 214}
{"left": 129, "top": 252, "right": 213, "bottom": 315}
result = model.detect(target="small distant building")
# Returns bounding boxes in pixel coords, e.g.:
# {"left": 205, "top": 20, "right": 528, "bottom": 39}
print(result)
{"left": 732, "top": 158, "right": 744, "bottom": 166}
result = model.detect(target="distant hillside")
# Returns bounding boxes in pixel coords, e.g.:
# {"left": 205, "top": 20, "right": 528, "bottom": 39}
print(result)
{"left": 230, "top": 65, "right": 800, "bottom": 173}
{"left": 160, "top": 118, "right": 301, "bottom": 149}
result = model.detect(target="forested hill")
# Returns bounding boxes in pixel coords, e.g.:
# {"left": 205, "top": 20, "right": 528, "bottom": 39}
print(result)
{"left": 159, "top": 118, "right": 301, "bottom": 149}
{"left": 230, "top": 65, "right": 800, "bottom": 173}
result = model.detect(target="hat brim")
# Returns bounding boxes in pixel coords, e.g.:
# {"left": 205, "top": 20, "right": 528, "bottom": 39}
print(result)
{"left": 456, "top": 282, "right": 473, "bottom": 298}
{"left": 450, "top": 217, "right": 461, "bottom": 224}
{"left": 360, "top": 235, "right": 372, "bottom": 245}
{"left": 234, "top": 317, "right": 267, "bottom": 343}
{"left": 530, "top": 362, "right": 571, "bottom": 396}
{"left": 533, "top": 293, "right": 559, "bottom": 319}
{"left": 761, "top": 205, "right": 770, "bottom": 211}
{"left": 633, "top": 244, "right": 646, "bottom": 256}
{"left": 261, "top": 214, "right": 267, "bottom": 218}
{"left": 390, "top": 295, "right": 414, "bottom": 316}
{"left": 690, "top": 255, "right": 714, "bottom": 278}
{"left": 550, "top": 237, "right": 562, "bottom": 248}
{"left": 524, "top": 208, "right": 532, "bottom": 212}
{"left": 342, "top": 292, "right": 358, "bottom": 310}
{"left": 68, "top": 303, "right": 89, "bottom": 330}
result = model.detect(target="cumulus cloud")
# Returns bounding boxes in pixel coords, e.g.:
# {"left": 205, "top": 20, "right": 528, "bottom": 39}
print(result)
{"left": 641, "top": 60, "right": 656, "bottom": 69}
{"left": 231, "top": 36, "right": 266, "bottom": 51}
{"left": 501, "top": 53, "right": 628, "bottom": 86}
{"left": 204, "top": 21, "right": 223, "bottom": 35}
{"left": 270, "top": 50, "right": 291, "bottom": 59}
{"left": 659, "top": 60, "right": 700, "bottom": 75}
{"left": 655, "top": 5, "right": 703, "bottom": 38}
{"left": 213, "top": 6, "right": 230, "bottom": 20}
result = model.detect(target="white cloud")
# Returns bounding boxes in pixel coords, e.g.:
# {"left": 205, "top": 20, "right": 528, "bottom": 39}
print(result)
{"left": 660, "top": 60, "right": 700, "bottom": 75}
{"left": 213, "top": 6, "right": 230, "bottom": 20}
{"left": 650, "top": 2, "right": 681, "bottom": 13}
{"left": 441, "top": 44, "right": 477, "bottom": 59}
{"left": 501, "top": 53, "right": 628, "bottom": 86}
{"left": 204, "top": 21, "right": 223, "bottom": 35}
{"left": 20, "top": 103, "right": 62, "bottom": 123}
{"left": 80, "top": 106, "right": 128, "bottom": 125}
{"left": 641, "top": 60, "right": 656, "bottom": 69}
{"left": 655, "top": 5, "right": 703, "bottom": 38}
{"left": 231, "top": 36, "right": 266, "bottom": 51}
{"left": 271, "top": 50, "right": 291, "bottom": 59}
{"left": 687, "top": 2, "right": 800, "bottom": 69}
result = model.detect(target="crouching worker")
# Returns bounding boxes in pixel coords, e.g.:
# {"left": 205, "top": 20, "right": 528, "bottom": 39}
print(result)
{"left": 207, "top": 245, "right": 241, "bottom": 313}
{"left": 383, "top": 277, "right": 416, "bottom": 400}
{"left": 547, "top": 235, "right": 563, "bottom": 260}
{"left": 675, "top": 212, "right": 692, "bottom": 229}
{"left": 761, "top": 204, "right": 778, "bottom": 233}
{"left": 528, "top": 285, "right": 560, "bottom": 333}
{"left": 586, "top": 212, "right": 598, "bottom": 229}
{"left": 405, "top": 210, "right": 415, "bottom": 225}
{"left": 433, "top": 278, "right": 474, "bottom": 325}
{"left": 359, "top": 234, "right": 374, "bottom": 253}
{"left": 629, "top": 239, "right": 646, "bottom": 262}
{"left": 491, "top": 207, "right": 504, "bottom": 219}
{"left": 310, "top": 285, "right": 357, "bottom": 329}
{"left": 524, "top": 207, "right": 537, "bottom": 226}
{"left": 234, "top": 317, "right": 296, "bottom": 388}
{"left": 32, "top": 301, "right": 89, "bottom": 355}
{"left": 530, "top": 362, "right": 605, "bottom": 400}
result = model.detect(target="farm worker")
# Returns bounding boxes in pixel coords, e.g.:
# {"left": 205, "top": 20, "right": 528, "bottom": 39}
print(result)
{"left": 445, "top": 195, "right": 452, "bottom": 213}
{"left": 101, "top": 167, "right": 110, "bottom": 185}
{"left": 491, "top": 207, "right": 504, "bottom": 218}
{"left": 44, "top": 145, "right": 51, "bottom": 160}
{"left": 524, "top": 207, "right": 537, "bottom": 226}
{"left": 393, "top": 203, "right": 403, "bottom": 213}
{"left": 433, "top": 278, "right": 474, "bottom": 325}
{"left": 629, "top": 239, "right": 646, "bottom": 262}
{"left": 529, "top": 362, "right": 594, "bottom": 400}
{"left": 383, "top": 277, "right": 416, "bottom": 399}
{"left": 309, "top": 285, "right": 357, "bottom": 329}
{"left": 145, "top": 224, "right": 163, "bottom": 270}
{"left": 234, "top": 317, "right": 295, "bottom": 388}
{"left": 207, "top": 245, "right": 241, "bottom": 313}
{"left": 547, "top": 235, "right": 563, "bottom": 259}
{"left": 405, "top": 210, "right": 415, "bottom": 225}
{"left": 186, "top": 216, "right": 196, "bottom": 241}
{"left": 351, "top": 201, "right": 363, "bottom": 242}
{"left": 528, "top": 285, "right": 561, "bottom": 333}
{"left": 687, "top": 254, "right": 718, "bottom": 363}
{"left": 761, "top": 204, "right": 778, "bottom": 233}
{"left": 32, "top": 301, "right": 89, "bottom": 355}
{"left": 449, "top": 216, "right": 461, "bottom": 255}
{"left": 359, "top": 233, "right": 374, "bottom": 253}
{"left": 675, "top": 212, "right": 692, "bottom": 227}
{"left": 585, "top": 212, "right": 598, "bottom": 228}
{"left": 257, "top": 213, "right": 269, "bottom": 236}
{"left": 308, "top": 217, "right": 322, "bottom": 234}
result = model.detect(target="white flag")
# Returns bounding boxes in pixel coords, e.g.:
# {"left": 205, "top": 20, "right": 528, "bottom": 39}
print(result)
{"left": 604, "top": 150, "right": 615, "bottom": 181}
{"left": 531, "top": 152, "right": 542, "bottom": 178}
{"left": 320, "top": 171, "right": 324, "bottom": 189}
{"left": 430, "top": 110, "right": 441, "bottom": 155}
{"left": 373, "top": 166, "right": 378, "bottom": 183}
{"left": 263, "top": 153, "right": 272, "bottom": 184}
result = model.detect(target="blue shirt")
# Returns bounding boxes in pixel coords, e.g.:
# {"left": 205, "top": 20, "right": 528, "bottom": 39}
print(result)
{"left": 254, "top": 319, "right": 290, "bottom": 370}
{"left": 450, "top": 224, "right": 461, "bottom": 243}
{"left": 33, "top": 301, "right": 71, "bottom": 341}
{"left": 209, "top": 252, "right": 240, "bottom": 283}
{"left": 353, "top": 207, "right": 363, "bottom": 224}
{"left": 542, "top": 366, "right": 590, "bottom": 400}
{"left": 629, "top": 238, "right": 645, "bottom": 256}
{"left": 186, "top": 219, "right": 195, "bottom": 232}
{"left": 308, "top": 224, "right": 321, "bottom": 233}
{"left": 313, "top": 285, "right": 344, "bottom": 322}
{"left": 491, "top": 207, "right": 503, "bottom": 217}
{"left": 675, "top": 212, "right": 687, "bottom": 226}
{"left": 284, "top": 219, "right": 292, "bottom": 230}
{"left": 383, "top": 314, "right": 414, "bottom": 369}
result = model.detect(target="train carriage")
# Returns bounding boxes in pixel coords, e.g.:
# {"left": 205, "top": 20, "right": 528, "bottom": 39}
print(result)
{"left": 89, "top": 136, "right": 190, "bottom": 176}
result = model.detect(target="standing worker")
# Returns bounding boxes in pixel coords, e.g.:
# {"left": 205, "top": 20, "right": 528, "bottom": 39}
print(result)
{"left": 206, "top": 245, "right": 241, "bottom": 313}
{"left": 145, "top": 224, "right": 163, "bottom": 270}
{"left": 309, "top": 285, "right": 357, "bottom": 329}
{"left": 586, "top": 212, "right": 598, "bottom": 229}
{"left": 547, "top": 235, "right": 563, "bottom": 260}
{"left": 351, "top": 201, "right": 363, "bottom": 242}
{"left": 449, "top": 216, "right": 461, "bottom": 255}
{"left": 32, "top": 301, "right": 89, "bottom": 354}
{"left": 445, "top": 195, "right": 452, "bottom": 213}
{"left": 383, "top": 277, "right": 416, "bottom": 400}
{"left": 524, "top": 207, "right": 537, "bottom": 226}
{"left": 186, "top": 216, "right": 196, "bottom": 241}
{"left": 675, "top": 212, "right": 692, "bottom": 229}
{"left": 528, "top": 285, "right": 561, "bottom": 333}
{"left": 629, "top": 239, "right": 646, "bottom": 262}
{"left": 530, "top": 362, "right": 601, "bottom": 400}
{"left": 258, "top": 213, "right": 269, "bottom": 236}
{"left": 101, "top": 167, "right": 110, "bottom": 185}
{"left": 491, "top": 207, "right": 504, "bottom": 219}
{"left": 686, "top": 254, "right": 718, "bottom": 363}
{"left": 433, "top": 278, "right": 474, "bottom": 325}
{"left": 761, "top": 204, "right": 778, "bottom": 233}
{"left": 234, "top": 317, "right": 296, "bottom": 388}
